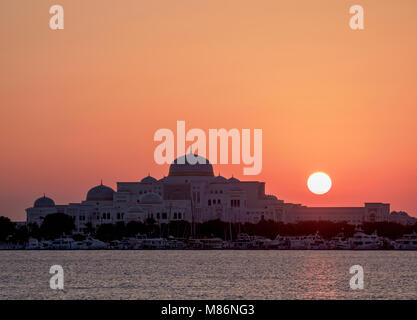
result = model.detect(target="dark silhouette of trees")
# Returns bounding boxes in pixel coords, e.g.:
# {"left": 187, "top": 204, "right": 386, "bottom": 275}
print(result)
{"left": 40, "top": 213, "right": 75, "bottom": 240}
{"left": 72, "top": 233, "right": 85, "bottom": 241}
{"left": 96, "top": 219, "right": 163, "bottom": 241}
{"left": 10, "top": 225, "right": 29, "bottom": 244}
{"left": 197, "top": 219, "right": 230, "bottom": 239}
{"left": 27, "top": 222, "right": 41, "bottom": 240}
{"left": 125, "top": 221, "right": 147, "bottom": 237}
{"left": 84, "top": 222, "right": 95, "bottom": 235}
{"left": 2, "top": 213, "right": 416, "bottom": 243}
{"left": 161, "top": 221, "right": 191, "bottom": 239}
{"left": 144, "top": 217, "right": 160, "bottom": 237}
{"left": 362, "top": 222, "right": 415, "bottom": 239}
{"left": 191, "top": 220, "right": 416, "bottom": 240}
{"left": 96, "top": 223, "right": 119, "bottom": 242}
{"left": 0, "top": 216, "right": 15, "bottom": 241}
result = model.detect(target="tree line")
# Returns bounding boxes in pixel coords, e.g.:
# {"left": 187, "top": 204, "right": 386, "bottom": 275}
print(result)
{"left": 0, "top": 214, "right": 416, "bottom": 244}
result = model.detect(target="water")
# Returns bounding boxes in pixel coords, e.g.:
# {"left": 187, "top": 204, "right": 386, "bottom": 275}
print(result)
{"left": 0, "top": 250, "right": 415, "bottom": 299}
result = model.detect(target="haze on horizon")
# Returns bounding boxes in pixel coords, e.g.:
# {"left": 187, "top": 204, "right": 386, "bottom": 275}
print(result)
{"left": 0, "top": 0, "right": 416, "bottom": 221}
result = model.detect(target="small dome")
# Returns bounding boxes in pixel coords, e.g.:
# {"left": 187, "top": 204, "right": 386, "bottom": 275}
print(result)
{"left": 140, "top": 192, "right": 163, "bottom": 204}
{"left": 169, "top": 154, "right": 214, "bottom": 177}
{"left": 391, "top": 211, "right": 409, "bottom": 217}
{"left": 141, "top": 175, "right": 157, "bottom": 183}
{"left": 266, "top": 195, "right": 278, "bottom": 200}
{"left": 213, "top": 175, "right": 227, "bottom": 182}
{"left": 86, "top": 183, "right": 115, "bottom": 201}
{"left": 34, "top": 195, "right": 55, "bottom": 208}
{"left": 228, "top": 176, "right": 240, "bottom": 183}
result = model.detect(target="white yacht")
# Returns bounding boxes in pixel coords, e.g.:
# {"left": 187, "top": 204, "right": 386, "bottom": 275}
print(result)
{"left": 268, "top": 235, "right": 289, "bottom": 249}
{"left": 142, "top": 238, "right": 167, "bottom": 249}
{"left": 51, "top": 237, "right": 78, "bottom": 249}
{"left": 187, "top": 238, "right": 204, "bottom": 249}
{"left": 231, "top": 233, "right": 253, "bottom": 249}
{"left": 166, "top": 238, "right": 187, "bottom": 249}
{"left": 200, "top": 238, "right": 225, "bottom": 249}
{"left": 187, "top": 238, "right": 224, "bottom": 249}
{"left": 250, "top": 237, "right": 272, "bottom": 249}
{"left": 395, "top": 231, "right": 417, "bottom": 250}
{"left": 329, "top": 234, "right": 350, "bottom": 250}
{"left": 287, "top": 236, "right": 309, "bottom": 249}
{"left": 25, "top": 237, "right": 40, "bottom": 250}
{"left": 348, "top": 230, "right": 382, "bottom": 250}
{"left": 308, "top": 233, "right": 328, "bottom": 250}
{"left": 79, "top": 237, "right": 108, "bottom": 249}
{"left": 39, "top": 240, "right": 53, "bottom": 249}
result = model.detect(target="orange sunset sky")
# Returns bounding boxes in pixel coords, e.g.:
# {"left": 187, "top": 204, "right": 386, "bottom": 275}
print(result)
{"left": 0, "top": 0, "right": 416, "bottom": 221}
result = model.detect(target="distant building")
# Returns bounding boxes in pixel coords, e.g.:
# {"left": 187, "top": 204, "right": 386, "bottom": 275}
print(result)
{"left": 389, "top": 211, "right": 417, "bottom": 225}
{"left": 26, "top": 154, "right": 410, "bottom": 233}
{"left": 282, "top": 203, "right": 390, "bottom": 225}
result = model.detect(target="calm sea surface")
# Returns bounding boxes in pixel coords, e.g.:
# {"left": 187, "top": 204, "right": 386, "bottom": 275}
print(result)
{"left": 0, "top": 250, "right": 415, "bottom": 299}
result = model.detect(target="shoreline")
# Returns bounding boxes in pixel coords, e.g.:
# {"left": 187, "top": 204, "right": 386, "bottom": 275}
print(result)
{"left": 1, "top": 248, "right": 416, "bottom": 251}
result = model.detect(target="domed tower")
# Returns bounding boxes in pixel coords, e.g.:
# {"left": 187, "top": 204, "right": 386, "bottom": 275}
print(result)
{"left": 27, "top": 195, "right": 57, "bottom": 226}
{"left": 34, "top": 195, "right": 55, "bottom": 208}
{"left": 228, "top": 176, "right": 240, "bottom": 183}
{"left": 168, "top": 154, "right": 214, "bottom": 177}
{"left": 86, "top": 182, "right": 115, "bottom": 201}
{"left": 140, "top": 175, "right": 158, "bottom": 183}
{"left": 213, "top": 174, "right": 227, "bottom": 182}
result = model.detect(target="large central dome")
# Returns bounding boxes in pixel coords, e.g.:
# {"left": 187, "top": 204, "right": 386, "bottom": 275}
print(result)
{"left": 169, "top": 154, "right": 214, "bottom": 177}
{"left": 86, "top": 183, "right": 115, "bottom": 201}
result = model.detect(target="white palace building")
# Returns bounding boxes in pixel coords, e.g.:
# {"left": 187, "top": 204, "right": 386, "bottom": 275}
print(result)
{"left": 26, "top": 155, "right": 415, "bottom": 233}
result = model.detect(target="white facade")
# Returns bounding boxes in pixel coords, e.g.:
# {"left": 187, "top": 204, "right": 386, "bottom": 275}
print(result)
{"left": 26, "top": 154, "right": 404, "bottom": 233}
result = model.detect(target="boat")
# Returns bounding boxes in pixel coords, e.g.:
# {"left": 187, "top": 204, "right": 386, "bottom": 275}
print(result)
{"left": 79, "top": 237, "right": 108, "bottom": 249}
{"left": 166, "top": 238, "right": 187, "bottom": 249}
{"left": 287, "top": 236, "right": 309, "bottom": 249}
{"left": 142, "top": 238, "right": 167, "bottom": 249}
{"left": 187, "top": 239, "right": 203, "bottom": 249}
{"left": 109, "top": 240, "right": 121, "bottom": 249}
{"left": 39, "top": 240, "right": 53, "bottom": 249}
{"left": 348, "top": 229, "right": 382, "bottom": 250}
{"left": 230, "top": 233, "right": 253, "bottom": 249}
{"left": 329, "top": 234, "right": 350, "bottom": 250}
{"left": 187, "top": 238, "right": 225, "bottom": 249}
{"left": 25, "top": 237, "right": 40, "bottom": 250}
{"left": 200, "top": 238, "right": 225, "bottom": 249}
{"left": 51, "top": 237, "right": 78, "bottom": 249}
{"left": 268, "top": 235, "right": 289, "bottom": 249}
{"left": 395, "top": 231, "right": 417, "bottom": 250}
{"left": 250, "top": 237, "right": 272, "bottom": 249}
{"left": 308, "top": 233, "right": 328, "bottom": 250}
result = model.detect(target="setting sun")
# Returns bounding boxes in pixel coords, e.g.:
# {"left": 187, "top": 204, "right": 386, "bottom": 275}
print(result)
{"left": 307, "top": 172, "right": 332, "bottom": 195}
